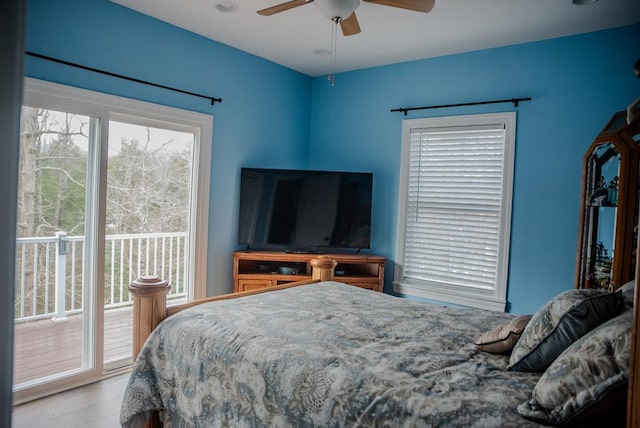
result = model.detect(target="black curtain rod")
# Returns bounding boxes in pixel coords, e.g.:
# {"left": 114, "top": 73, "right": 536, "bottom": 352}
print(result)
{"left": 391, "top": 97, "right": 532, "bottom": 116}
{"left": 25, "top": 51, "right": 222, "bottom": 106}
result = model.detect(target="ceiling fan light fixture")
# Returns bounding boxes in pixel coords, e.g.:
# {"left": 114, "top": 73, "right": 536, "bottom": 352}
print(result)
{"left": 315, "top": 0, "right": 360, "bottom": 19}
{"left": 215, "top": 1, "right": 239, "bottom": 12}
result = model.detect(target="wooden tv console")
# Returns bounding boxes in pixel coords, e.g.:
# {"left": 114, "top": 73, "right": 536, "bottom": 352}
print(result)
{"left": 233, "top": 251, "right": 386, "bottom": 293}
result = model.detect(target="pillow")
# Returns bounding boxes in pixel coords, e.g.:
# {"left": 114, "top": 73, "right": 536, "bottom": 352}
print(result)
{"left": 474, "top": 315, "right": 532, "bottom": 354}
{"left": 618, "top": 280, "right": 635, "bottom": 310}
{"left": 508, "top": 288, "right": 623, "bottom": 372}
{"left": 517, "top": 309, "right": 632, "bottom": 427}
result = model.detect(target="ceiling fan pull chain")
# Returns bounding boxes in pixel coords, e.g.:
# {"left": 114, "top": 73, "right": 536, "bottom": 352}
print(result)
{"left": 328, "top": 17, "right": 338, "bottom": 86}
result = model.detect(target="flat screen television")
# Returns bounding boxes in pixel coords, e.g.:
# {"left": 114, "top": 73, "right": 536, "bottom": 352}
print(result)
{"left": 238, "top": 168, "right": 373, "bottom": 252}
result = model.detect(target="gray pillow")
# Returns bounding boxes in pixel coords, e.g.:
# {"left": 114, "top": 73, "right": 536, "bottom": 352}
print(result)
{"left": 618, "top": 280, "right": 635, "bottom": 310}
{"left": 508, "top": 288, "right": 622, "bottom": 372}
{"left": 517, "top": 309, "right": 632, "bottom": 426}
{"left": 474, "top": 315, "right": 532, "bottom": 354}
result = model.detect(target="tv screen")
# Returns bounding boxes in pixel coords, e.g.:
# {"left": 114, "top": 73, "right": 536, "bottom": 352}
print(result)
{"left": 238, "top": 168, "right": 372, "bottom": 251}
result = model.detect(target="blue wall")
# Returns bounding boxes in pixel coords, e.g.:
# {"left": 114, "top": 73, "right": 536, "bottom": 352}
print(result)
{"left": 25, "top": 0, "right": 640, "bottom": 313}
{"left": 309, "top": 24, "right": 640, "bottom": 314}
{"left": 25, "top": 0, "right": 312, "bottom": 295}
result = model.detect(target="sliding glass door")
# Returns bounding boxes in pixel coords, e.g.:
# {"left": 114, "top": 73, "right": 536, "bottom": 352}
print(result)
{"left": 14, "top": 106, "right": 100, "bottom": 386}
{"left": 13, "top": 78, "right": 211, "bottom": 403}
{"left": 103, "top": 119, "right": 196, "bottom": 369}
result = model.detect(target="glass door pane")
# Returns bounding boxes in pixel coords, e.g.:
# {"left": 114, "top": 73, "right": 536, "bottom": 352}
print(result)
{"left": 579, "top": 143, "right": 620, "bottom": 289}
{"left": 104, "top": 119, "right": 195, "bottom": 368}
{"left": 13, "top": 107, "right": 97, "bottom": 386}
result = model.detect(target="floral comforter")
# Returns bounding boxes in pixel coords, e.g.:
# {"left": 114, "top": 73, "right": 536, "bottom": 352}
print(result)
{"left": 121, "top": 282, "right": 546, "bottom": 427}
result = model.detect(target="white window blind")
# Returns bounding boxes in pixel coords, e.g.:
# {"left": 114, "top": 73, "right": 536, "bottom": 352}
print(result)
{"left": 395, "top": 113, "right": 515, "bottom": 311}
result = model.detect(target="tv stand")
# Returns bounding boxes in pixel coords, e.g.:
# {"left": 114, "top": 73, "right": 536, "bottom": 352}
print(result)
{"left": 233, "top": 251, "right": 386, "bottom": 293}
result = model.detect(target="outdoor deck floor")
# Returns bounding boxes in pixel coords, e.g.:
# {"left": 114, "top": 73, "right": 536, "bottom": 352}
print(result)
{"left": 13, "top": 308, "right": 133, "bottom": 385}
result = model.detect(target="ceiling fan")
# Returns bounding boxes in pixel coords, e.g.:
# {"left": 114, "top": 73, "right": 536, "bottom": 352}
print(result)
{"left": 257, "top": 0, "right": 435, "bottom": 36}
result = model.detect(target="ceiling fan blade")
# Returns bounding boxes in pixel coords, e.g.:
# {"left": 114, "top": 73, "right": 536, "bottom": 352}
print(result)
{"left": 257, "top": 0, "right": 312, "bottom": 16}
{"left": 340, "top": 12, "right": 361, "bottom": 36}
{"left": 364, "top": 0, "right": 434, "bottom": 13}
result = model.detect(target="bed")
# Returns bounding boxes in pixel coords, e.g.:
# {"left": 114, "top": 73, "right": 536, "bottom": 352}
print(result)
{"left": 120, "top": 257, "right": 639, "bottom": 427}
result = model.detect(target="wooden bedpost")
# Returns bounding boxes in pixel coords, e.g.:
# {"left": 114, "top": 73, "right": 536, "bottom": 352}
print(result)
{"left": 310, "top": 256, "right": 337, "bottom": 282}
{"left": 129, "top": 276, "right": 171, "bottom": 359}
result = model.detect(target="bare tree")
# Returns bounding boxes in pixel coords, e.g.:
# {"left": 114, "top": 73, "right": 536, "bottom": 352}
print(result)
{"left": 16, "top": 109, "right": 193, "bottom": 316}
{"left": 107, "top": 130, "right": 191, "bottom": 234}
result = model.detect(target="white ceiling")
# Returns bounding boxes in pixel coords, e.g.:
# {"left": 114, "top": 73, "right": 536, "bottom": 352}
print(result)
{"left": 111, "top": 0, "right": 640, "bottom": 77}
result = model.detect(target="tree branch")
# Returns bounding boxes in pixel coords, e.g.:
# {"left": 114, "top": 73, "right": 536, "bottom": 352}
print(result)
{"left": 36, "top": 166, "right": 85, "bottom": 188}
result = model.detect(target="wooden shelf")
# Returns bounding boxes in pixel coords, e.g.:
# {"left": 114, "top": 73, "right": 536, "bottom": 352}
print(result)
{"left": 233, "top": 251, "right": 386, "bottom": 293}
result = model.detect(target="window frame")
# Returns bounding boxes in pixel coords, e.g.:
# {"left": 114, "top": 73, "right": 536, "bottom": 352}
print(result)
{"left": 393, "top": 112, "right": 516, "bottom": 312}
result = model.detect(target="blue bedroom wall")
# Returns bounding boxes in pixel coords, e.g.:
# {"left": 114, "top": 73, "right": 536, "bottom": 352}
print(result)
{"left": 24, "top": 0, "right": 640, "bottom": 313}
{"left": 25, "top": 0, "right": 312, "bottom": 295}
{"left": 308, "top": 24, "right": 640, "bottom": 314}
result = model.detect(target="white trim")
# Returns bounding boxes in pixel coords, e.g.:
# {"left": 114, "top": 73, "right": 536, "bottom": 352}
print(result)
{"left": 394, "top": 112, "right": 515, "bottom": 312}
{"left": 393, "top": 279, "right": 507, "bottom": 312}
{"left": 191, "top": 114, "right": 213, "bottom": 300}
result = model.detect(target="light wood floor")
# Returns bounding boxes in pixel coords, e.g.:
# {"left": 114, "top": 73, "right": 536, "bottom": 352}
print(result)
{"left": 12, "top": 372, "right": 130, "bottom": 428}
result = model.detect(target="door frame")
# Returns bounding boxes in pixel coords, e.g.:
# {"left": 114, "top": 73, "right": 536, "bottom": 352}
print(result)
{"left": 13, "top": 78, "right": 212, "bottom": 404}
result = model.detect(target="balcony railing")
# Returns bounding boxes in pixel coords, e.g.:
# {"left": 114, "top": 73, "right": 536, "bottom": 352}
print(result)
{"left": 15, "top": 231, "right": 189, "bottom": 323}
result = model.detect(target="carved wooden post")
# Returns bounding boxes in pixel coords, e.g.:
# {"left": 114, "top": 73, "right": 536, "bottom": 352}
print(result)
{"left": 129, "top": 276, "right": 171, "bottom": 360}
{"left": 310, "top": 256, "right": 337, "bottom": 282}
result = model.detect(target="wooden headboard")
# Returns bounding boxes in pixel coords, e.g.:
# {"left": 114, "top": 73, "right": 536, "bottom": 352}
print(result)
{"left": 128, "top": 255, "right": 337, "bottom": 358}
